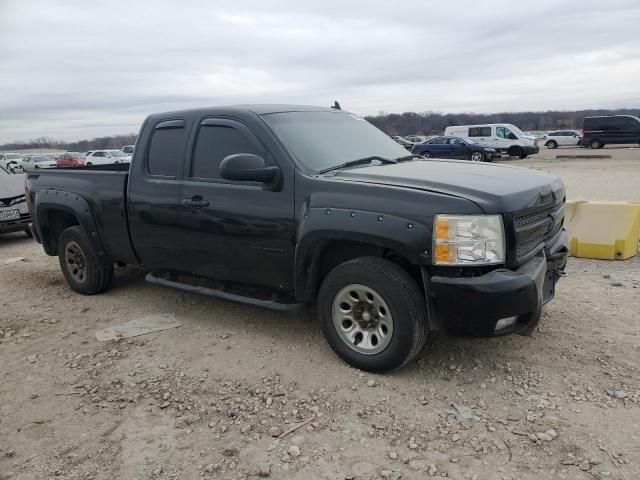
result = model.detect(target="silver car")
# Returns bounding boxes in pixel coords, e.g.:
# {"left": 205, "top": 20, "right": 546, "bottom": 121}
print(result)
{"left": 0, "top": 166, "right": 31, "bottom": 236}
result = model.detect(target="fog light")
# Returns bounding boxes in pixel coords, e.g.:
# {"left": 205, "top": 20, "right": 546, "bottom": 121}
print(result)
{"left": 495, "top": 316, "right": 519, "bottom": 331}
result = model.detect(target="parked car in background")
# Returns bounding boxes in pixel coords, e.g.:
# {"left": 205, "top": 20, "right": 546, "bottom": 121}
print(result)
{"left": 121, "top": 145, "right": 135, "bottom": 155}
{"left": 404, "top": 135, "right": 430, "bottom": 144}
{"left": 56, "top": 152, "right": 85, "bottom": 168}
{"left": 85, "top": 150, "right": 132, "bottom": 165}
{"left": 579, "top": 115, "right": 640, "bottom": 149}
{"left": 412, "top": 136, "right": 501, "bottom": 162}
{"left": 0, "top": 166, "right": 31, "bottom": 236}
{"left": 18, "top": 155, "right": 58, "bottom": 170}
{"left": 0, "top": 153, "right": 24, "bottom": 173}
{"left": 525, "top": 131, "right": 548, "bottom": 140}
{"left": 544, "top": 130, "right": 581, "bottom": 149}
{"left": 444, "top": 124, "right": 539, "bottom": 158}
{"left": 391, "top": 136, "right": 416, "bottom": 150}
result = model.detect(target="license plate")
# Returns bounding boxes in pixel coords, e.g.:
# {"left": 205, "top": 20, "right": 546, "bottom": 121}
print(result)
{"left": 0, "top": 209, "right": 20, "bottom": 221}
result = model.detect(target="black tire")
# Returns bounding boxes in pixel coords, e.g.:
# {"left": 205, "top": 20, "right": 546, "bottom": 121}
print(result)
{"left": 590, "top": 139, "right": 602, "bottom": 149}
{"left": 317, "top": 257, "right": 428, "bottom": 372}
{"left": 469, "top": 151, "right": 485, "bottom": 162}
{"left": 24, "top": 228, "right": 33, "bottom": 238}
{"left": 422, "top": 152, "right": 432, "bottom": 159}
{"left": 57, "top": 226, "right": 113, "bottom": 295}
{"left": 508, "top": 146, "right": 523, "bottom": 158}
{"left": 546, "top": 140, "right": 557, "bottom": 149}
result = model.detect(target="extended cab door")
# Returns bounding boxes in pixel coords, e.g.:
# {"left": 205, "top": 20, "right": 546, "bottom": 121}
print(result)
{"left": 127, "top": 119, "right": 189, "bottom": 271}
{"left": 179, "top": 117, "right": 295, "bottom": 291}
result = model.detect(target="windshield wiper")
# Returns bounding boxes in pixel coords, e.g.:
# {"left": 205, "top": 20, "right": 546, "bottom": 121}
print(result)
{"left": 318, "top": 156, "right": 397, "bottom": 174}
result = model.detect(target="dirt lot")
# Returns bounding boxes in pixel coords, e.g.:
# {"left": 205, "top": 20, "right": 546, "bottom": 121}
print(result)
{"left": 1, "top": 154, "right": 639, "bottom": 480}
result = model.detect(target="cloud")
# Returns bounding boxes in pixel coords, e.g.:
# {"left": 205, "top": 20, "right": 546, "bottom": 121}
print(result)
{"left": 0, "top": 0, "right": 639, "bottom": 142}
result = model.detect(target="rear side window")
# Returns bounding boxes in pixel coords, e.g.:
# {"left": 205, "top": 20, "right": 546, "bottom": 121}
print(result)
{"left": 191, "top": 125, "right": 260, "bottom": 179}
{"left": 148, "top": 124, "right": 185, "bottom": 177}
{"left": 468, "top": 127, "right": 491, "bottom": 137}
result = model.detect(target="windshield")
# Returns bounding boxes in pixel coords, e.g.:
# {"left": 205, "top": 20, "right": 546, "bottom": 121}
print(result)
{"left": 508, "top": 124, "right": 524, "bottom": 135}
{"left": 108, "top": 150, "right": 129, "bottom": 157}
{"left": 263, "top": 111, "right": 409, "bottom": 172}
{"left": 460, "top": 137, "right": 476, "bottom": 144}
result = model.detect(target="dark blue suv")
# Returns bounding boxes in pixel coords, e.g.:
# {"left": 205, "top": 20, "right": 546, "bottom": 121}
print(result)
{"left": 412, "top": 136, "right": 502, "bottom": 162}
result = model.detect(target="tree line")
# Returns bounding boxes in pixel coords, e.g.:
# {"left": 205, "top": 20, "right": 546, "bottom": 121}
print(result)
{"left": 364, "top": 108, "right": 640, "bottom": 136}
{"left": 2, "top": 107, "right": 640, "bottom": 151}
{"left": 0, "top": 134, "right": 137, "bottom": 152}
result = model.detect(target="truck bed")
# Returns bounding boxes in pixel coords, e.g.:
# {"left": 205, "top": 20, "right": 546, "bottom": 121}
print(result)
{"left": 25, "top": 165, "right": 138, "bottom": 264}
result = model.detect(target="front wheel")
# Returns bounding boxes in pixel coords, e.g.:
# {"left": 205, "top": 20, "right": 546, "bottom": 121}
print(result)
{"left": 421, "top": 152, "right": 432, "bottom": 159}
{"left": 508, "top": 146, "right": 524, "bottom": 159}
{"left": 470, "top": 151, "right": 485, "bottom": 162}
{"left": 546, "top": 140, "right": 557, "bottom": 149}
{"left": 317, "top": 257, "right": 428, "bottom": 372}
{"left": 58, "top": 226, "right": 113, "bottom": 295}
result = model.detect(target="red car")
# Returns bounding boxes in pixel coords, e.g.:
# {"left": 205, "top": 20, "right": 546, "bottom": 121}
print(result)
{"left": 56, "top": 152, "right": 85, "bottom": 168}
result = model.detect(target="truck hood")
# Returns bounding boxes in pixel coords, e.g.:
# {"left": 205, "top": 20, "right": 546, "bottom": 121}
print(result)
{"left": 330, "top": 159, "right": 564, "bottom": 213}
{"left": 0, "top": 173, "right": 25, "bottom": 200}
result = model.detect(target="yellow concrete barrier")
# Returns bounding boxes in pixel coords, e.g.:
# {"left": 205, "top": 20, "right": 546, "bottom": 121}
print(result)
{"left": 565, "top": 201, "right": 640, "bottom": 260}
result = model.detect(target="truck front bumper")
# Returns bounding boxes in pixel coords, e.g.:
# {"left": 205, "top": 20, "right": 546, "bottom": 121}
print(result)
{"left": 428, "top": 230, "right": 568, "bottom": 337}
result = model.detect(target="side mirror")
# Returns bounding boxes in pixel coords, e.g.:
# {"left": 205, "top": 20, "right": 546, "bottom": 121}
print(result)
{"left": 220, "top": 153, "right": 280, "bottom": 183}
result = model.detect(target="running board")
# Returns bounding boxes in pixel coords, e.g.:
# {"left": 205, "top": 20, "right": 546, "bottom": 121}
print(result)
{"left": 145, "top": 272, "right": 305, "bottom": 312}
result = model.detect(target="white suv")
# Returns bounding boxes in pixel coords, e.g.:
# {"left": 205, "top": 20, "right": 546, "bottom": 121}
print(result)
{"left": 85, "top": 150, "right": 132, "bottom": 165}
{"left": 544, "top": 130, "right": 581, "bottom": 149}
{"left": 444, "top": 124, "right": 539, "bottom": 159}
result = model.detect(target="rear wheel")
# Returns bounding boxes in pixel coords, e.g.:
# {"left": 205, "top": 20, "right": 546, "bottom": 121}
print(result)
{"left": 470, "top": 151, "right": 485, "bottom": 162}
{"left": 58, "top": 226, "right": 113, "bottom": 295}
{"left": 546, "top": 140, "right": 557, "bottom": 149}
{"left": 317, "top": 257, "right": 428, "bottom": 372}
{"left": 422, "top": 152, "right": 432, "bottom": 159}
{"left": 590, "top": 139, "right": 603, "bottom": 149}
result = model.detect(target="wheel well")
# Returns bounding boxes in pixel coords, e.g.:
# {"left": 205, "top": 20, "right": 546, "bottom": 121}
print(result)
{"left": 301, "top": 239, "right": 422, "bottom": 301}
{"left": 508, "top": 146, "right": 523, "bottom": 155}
{"left": 44, "top": 210, "right": 79, "bottom": 254}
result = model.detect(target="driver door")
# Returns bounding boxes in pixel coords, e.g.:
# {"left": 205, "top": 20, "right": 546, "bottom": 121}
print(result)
{"left": 179, "top": 118, "right": 295, "bottom": 290}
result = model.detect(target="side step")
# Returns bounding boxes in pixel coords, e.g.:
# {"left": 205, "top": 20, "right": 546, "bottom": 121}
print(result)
{"left": 145, "top": 272, "right": 305, "bottom": 313}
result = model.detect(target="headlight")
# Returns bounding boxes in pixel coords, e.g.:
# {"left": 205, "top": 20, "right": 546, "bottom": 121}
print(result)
{"left": 433, "top": 214, "right": 505, "bottom": 265}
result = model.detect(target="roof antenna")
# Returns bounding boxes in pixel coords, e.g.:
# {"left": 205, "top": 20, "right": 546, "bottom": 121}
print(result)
{"left": 332, "top": 100, "right": 341, "bottom": 110}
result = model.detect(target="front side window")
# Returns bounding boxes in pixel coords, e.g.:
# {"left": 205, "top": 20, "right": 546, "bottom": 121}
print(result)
{"left": 497, "top": 127, "right": 517, "bottom": 140}
{"left": 428, "top": 137, "right": 446, "bottom": 144}
{"left": 148, "top": 126, "right": 185, "bottom": 177}
{"left": 191, "top": 125, "right": 260, "bottom": 179}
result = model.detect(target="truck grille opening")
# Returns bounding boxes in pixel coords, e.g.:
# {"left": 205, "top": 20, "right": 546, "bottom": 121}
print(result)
{"left": 512, "top": 197, "right": 565, "bottom": 261}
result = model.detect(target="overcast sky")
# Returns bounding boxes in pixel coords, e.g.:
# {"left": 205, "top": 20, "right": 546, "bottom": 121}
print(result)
{"left": 1, "top": 0, "right": 639, "bottom": 143}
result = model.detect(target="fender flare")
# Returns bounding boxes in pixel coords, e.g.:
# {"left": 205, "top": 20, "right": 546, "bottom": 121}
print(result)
{"left": 294, "top": 207, "right": 431, "bottom": 300}
{"left": 34, "top": 189, "right": 108, "bottom": 258}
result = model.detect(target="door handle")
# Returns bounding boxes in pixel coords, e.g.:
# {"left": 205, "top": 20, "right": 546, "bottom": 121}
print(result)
{"left": 182, "top": 197, "right": 210, "bottom": 208}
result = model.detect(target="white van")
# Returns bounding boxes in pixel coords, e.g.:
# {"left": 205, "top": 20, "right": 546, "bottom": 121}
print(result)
{"left": 444, "top": 124, "right": 539, "bottom": 158}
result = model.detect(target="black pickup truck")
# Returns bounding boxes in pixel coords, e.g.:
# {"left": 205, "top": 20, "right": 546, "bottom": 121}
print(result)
{"left": 26, "top": 105, "right": 568, "bottom": 372}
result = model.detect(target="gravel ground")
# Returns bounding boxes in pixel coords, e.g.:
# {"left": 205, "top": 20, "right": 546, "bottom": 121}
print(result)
{"left": 1, "top": 156, "right": 639, "bottom": 480}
